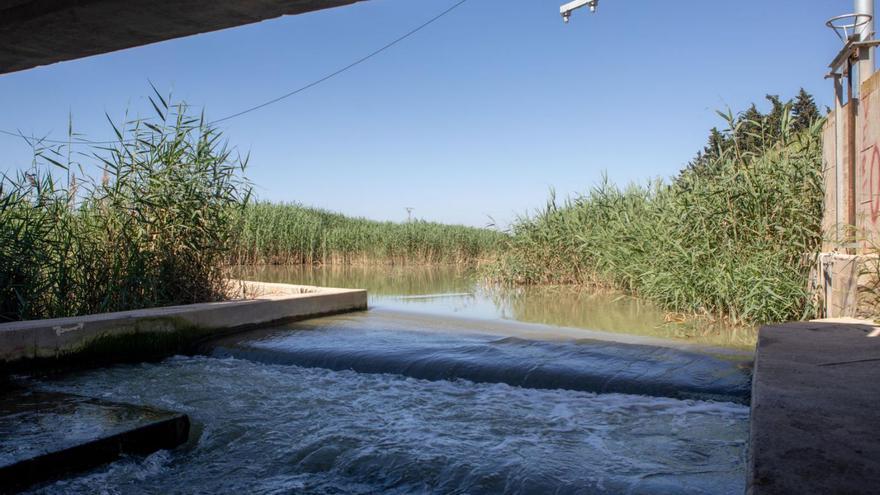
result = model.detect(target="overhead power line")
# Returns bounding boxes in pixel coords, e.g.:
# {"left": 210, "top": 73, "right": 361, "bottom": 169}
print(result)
{"left": 0, "top": 0, "right": 469, "bottom": 146}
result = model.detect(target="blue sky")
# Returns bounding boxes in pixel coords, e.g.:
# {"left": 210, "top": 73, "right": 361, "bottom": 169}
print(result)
{"left": 0, "top": 0, "right": 850, "bottom": 227}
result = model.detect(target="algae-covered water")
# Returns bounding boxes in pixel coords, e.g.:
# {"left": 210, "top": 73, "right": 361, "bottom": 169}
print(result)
{"left": 25, "top": 265, "right": 752, "bottom": 494}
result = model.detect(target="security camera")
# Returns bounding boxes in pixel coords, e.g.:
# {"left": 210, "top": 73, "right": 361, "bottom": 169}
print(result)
{"left": 560, "top": 0, "right": 598, "bottom": 23}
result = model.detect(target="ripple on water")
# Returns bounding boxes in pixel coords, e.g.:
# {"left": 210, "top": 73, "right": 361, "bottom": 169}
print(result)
{"left": 25, "top": 355, "right": 748, "bottom": 495}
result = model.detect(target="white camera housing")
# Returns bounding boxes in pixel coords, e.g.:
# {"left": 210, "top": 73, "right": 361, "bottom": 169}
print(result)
{"left": 560, "top": 0, "right": 598, "bottom": 23}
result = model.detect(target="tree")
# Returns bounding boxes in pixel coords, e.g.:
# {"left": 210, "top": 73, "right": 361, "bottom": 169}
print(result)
{"left": 680, "top": 89, "right": 821, "bottom": 183}
{"left": 792, "top": 88, "right": 820, "bottom": 132}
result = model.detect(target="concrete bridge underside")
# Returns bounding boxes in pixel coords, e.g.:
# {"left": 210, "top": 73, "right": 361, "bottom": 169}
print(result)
{"left": 0, "top": 0, "right": 364, "bottom": 74}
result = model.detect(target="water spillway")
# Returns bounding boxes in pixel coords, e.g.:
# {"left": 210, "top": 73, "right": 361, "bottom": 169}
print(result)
{"left": 205, "top": 310, "right": 752, "bottom": 404}
{"left": 19, "top": 266, "right": 752, "bottom": 494}
{"left": 27, "top": 353, "right": 748, "bottom": 495}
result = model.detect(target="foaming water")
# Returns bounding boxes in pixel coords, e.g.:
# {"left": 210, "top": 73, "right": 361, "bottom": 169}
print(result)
{"left": 206, "top": 310, "right": 752, "bottom": 403}
{"left": 29, "top": 356, "right": 748, "bottom": 495}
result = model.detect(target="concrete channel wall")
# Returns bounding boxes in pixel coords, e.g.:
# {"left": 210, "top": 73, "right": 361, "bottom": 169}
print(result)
{"left": 0, "top": 281, "right": 367, "bottom": 365}
{"left": 748, "top": 318, "right": 880, "bottom": 494}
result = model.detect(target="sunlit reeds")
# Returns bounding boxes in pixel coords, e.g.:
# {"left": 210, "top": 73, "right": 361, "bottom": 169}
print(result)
{"left": 232, "top": 203, "right": 505, "bottom": 266}
{"left": 488, "top": 110, "right": 825, "bottom": 325}
{"left": 0, "top": 90, "right": 251, "bottom": 322}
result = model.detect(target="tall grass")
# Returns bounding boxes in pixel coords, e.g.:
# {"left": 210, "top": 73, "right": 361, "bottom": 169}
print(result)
{"left": 233, "top": 202, "right": 505, "bottom": 265}
{"left": 0, "top": 92, "right": 250, "bottom": 322}
{"left": 488, "top": 110, "right": 825, "bottom": 325}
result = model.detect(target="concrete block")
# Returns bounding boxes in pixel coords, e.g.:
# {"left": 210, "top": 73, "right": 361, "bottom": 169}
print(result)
{"left": 0, "top": 390, "right": 190, "bottom": 492}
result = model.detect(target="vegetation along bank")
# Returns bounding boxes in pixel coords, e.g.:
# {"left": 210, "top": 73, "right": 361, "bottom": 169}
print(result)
{"left": 486, "top": 90, "right": 825, "bottom": 325}
{"left": 232, "top": 202, "right": 505, "bottom": 266}
{"left": 1, "top": 89, "right": 830, "bottom": 327}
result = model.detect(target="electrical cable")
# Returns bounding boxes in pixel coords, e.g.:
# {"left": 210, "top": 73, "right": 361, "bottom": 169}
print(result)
{"left": 0, "top": 0, "right": 469, "bottom": 146}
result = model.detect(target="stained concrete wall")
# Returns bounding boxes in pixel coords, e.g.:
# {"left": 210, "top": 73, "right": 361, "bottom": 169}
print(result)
{"left": 819, "top": 72, "right": 880, "bottom": 317}
{"left": 813, "top": 253, "right": 878, "bottom": 318}
{"left": 823, "top": 71, "right": 880, "bottom": 251}
{"left": 857, "top": 72, "right": 880, "bottom": 249}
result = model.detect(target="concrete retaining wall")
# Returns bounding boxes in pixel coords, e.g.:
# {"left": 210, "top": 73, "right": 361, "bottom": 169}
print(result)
{"left": 814, "top": 253, "right": 880, "bottom": 318}
{"left": 0, "top": 281, "right": 367, "bottom": 365}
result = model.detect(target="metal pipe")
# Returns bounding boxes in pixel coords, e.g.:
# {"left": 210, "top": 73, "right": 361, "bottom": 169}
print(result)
{"left": 856, "top": 0, "right": 875, "bottom": 83}
{"left": 835, "top": 73, "right": 845, "bottom": 247}
{"left": 847, "top": 60, "right": 858, "bottom": 253}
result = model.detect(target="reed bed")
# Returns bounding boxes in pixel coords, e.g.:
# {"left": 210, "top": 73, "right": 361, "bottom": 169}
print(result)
{"left": 488, "top": 108, "right": 825, "bottom": 325}
{"left": 0, "top": 92, "right": 250, "bottom": 322}
{"left": 233, "top": 202, "right": 505, "bottom": 266}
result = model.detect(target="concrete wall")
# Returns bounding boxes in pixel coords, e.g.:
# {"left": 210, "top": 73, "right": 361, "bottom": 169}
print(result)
{"left": 819, "top": 72, "right": 880, "bottom": 317}
{"left": 0, "top": 281, "right": 367, "bottom": 365}
{"left": 823, "top": 71, "right": 880, "bottom": 251}
{"left": 814, "top": 253, "right": 870, "bottom": 318}
{"left": 857, "top": 72, "right": 880, "bottom": 250}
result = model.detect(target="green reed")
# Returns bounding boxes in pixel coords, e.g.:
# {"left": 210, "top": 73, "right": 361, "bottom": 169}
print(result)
{"left": 232, "top": 202, "right": 505, "bottom": 266}
{"left": 487, "top": 109, "right": 825, "bottom": 325}
{"left": 0, "top": 90, "right": 251, "bottom": 322}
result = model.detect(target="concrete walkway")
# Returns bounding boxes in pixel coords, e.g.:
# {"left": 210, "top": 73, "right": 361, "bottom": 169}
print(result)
{"left": 748, "top": 318, "right": 880, "bottom": 494}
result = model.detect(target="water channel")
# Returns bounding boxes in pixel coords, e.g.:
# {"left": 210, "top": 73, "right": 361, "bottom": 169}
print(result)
{"left": 26, "top": 265, "right": 754, "bottom": 494}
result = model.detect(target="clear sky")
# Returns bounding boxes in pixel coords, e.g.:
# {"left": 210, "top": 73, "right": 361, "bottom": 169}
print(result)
{"left": 0, "top": 0, "right": 852, "bottom": 227}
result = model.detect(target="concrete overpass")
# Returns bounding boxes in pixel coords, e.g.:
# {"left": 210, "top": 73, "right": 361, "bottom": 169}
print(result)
{"left": 0, "top": 0, "right": 365, "bottom": 74}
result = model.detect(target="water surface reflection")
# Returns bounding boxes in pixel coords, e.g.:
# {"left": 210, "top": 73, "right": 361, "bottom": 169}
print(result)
{"left": 233, "top": 265, "right": 757, "bottom": 349}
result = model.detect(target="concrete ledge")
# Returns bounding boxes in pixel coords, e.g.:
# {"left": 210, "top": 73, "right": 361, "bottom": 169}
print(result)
{"left": 0, "top": 390, "right": 190, "bottom": 492}
{"left": 0, "top": 281, "right": 367, "bottom": 365}
{"left": 748, "top": 319, "right": 880, "bottom": 494}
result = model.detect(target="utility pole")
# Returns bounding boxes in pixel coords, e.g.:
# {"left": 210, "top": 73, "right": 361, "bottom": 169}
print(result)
{"left": 405, "top": 207, "right": 414, "bottom": 223}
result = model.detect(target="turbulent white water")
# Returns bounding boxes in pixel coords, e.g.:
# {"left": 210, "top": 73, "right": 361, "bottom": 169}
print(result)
{"left": 23, "top": 265, "right": 752, "bottom": 494}
{"left": 28, "top": 352, "right": 748, "bottom": 495}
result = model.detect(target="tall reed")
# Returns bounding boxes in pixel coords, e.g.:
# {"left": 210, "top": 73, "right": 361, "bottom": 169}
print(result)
{"left": 488, "top": 108, "right": 825, "bottom": 325}
{"left": 0, "top": 90, "right": 251, "bottom": 322}
{"left": 233, "top": 202, "right": 505, "bottom": 266}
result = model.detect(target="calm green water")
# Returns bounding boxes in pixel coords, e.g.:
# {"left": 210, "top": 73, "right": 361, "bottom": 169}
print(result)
{"left": 233, "top": 265, "right": 757, "bottom": 349}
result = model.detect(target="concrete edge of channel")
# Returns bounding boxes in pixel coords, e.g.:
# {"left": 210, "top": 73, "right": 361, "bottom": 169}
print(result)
{"left": 0, "top": 280, "right": 368, "bottom": 366}
{"left": 746, "top": 317, "right": 880, "bottom": 495}
{"left": 0, "top": 398, "right": 191, "bottom": 492}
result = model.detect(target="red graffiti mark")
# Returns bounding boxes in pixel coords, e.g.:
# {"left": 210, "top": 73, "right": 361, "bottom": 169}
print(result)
{"left": 870, "top": 146, "right": 880, "bottom": 222}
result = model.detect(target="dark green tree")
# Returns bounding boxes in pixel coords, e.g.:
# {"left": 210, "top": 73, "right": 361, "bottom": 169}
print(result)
{"left": 764, "top": 94, "right": 787, "bottom": 142}
{"left": 681, "top": 89, "right": 822, "bottom": 183}
{"left": 792, "top": 88, "right": 820, "bottom": 132}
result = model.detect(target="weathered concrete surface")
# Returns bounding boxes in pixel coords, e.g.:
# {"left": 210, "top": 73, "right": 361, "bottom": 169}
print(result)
{"left": 748, "top": 319, "right": 880, "bottom": 494}
{"left": 0, "top": 281, "right": 367, "bottom": 365}
{"left": 0, "top": 0, "right": 365, "bottom": 74}
{"left": 0, "top": 389, "right": 189, "bottom": 492}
